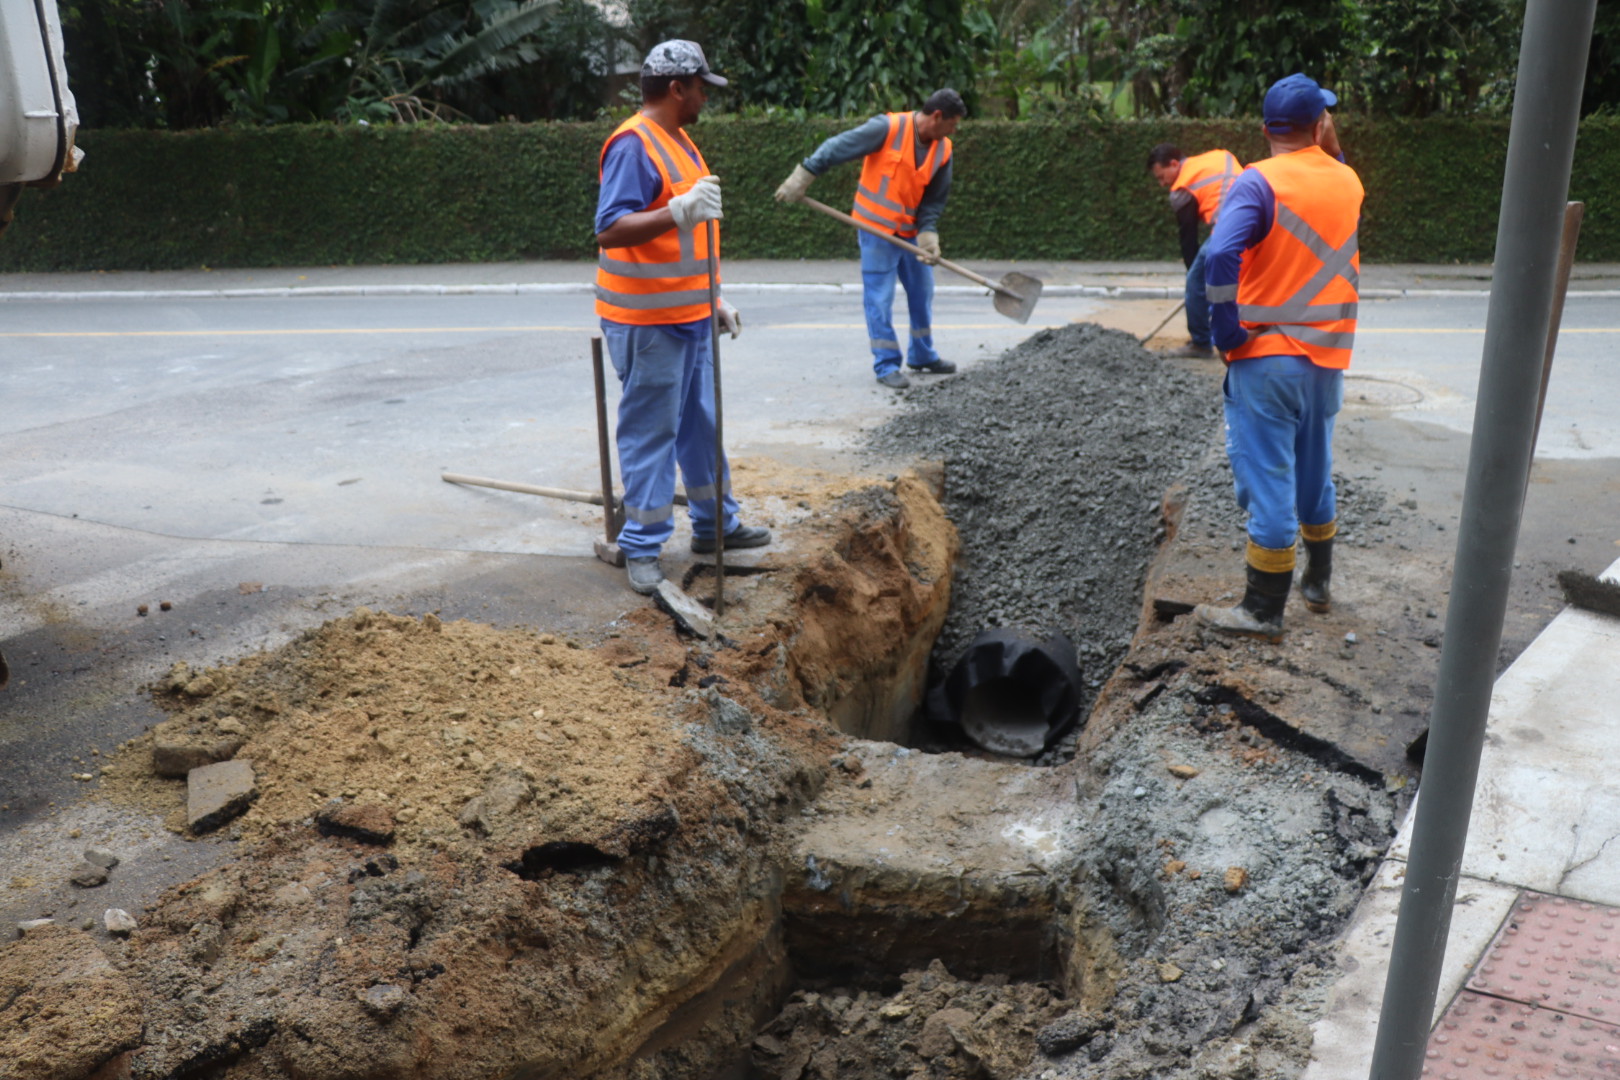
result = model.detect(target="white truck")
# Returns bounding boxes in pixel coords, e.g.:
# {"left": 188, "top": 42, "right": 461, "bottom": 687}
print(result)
{"left": 0, "top": 0, "right": 78, "bottom": 237}
{"left": 0, "top": 0, "right": 78, "bottom": 683}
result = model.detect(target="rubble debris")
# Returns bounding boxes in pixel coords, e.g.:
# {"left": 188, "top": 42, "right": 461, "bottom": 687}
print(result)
{"left": 1035, "top": 1010, "right": 1105, "bottom": 1056}
{"left": 187, "top": 759, "right": 258, "bottom": 833}
{"left": 1223, "top": 866, "right": 1249, "bottom": 893}
{"left": 83, "top": 847, "right": 120, "bottom": 869}
{"left": 70, "top": 862, "right": 109, "bottom": 888}
{"left": 316, "top": 802, "right": 396, "bottom": 846}
{"left": 1167, "top": 764, "right": 1200, "bottom": 779}
{"left": 104, "top": 909, "right": 138, "bottom": 935}
{"left": 752, "top": 961, "right": 1066, "bottom": 1080}
{"left": 153, "top": 737, "right": 244, "bottom": 778}
{"left": 16, "top": 918, "right": 55, "bottom": 935}
{"left": 358, "top": 983, "right": 409, "bottom": 1018}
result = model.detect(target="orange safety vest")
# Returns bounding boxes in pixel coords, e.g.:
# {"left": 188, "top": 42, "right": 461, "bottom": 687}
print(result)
{"left": 1173, "top": 149, "right": 1239, "bottom": 226}
{"left": 852, "top": 112, "right": 952, "bottom": 238}
{"left": 1223, "top": 146, "right": 1364, "bottom": 370}
{"left": 595, "top": 113, "right": 717, "bottom": 325}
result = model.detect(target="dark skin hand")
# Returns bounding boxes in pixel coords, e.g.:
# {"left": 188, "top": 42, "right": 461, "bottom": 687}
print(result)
{"left": 596, "top": 79, "right": 711, "bottom": 249}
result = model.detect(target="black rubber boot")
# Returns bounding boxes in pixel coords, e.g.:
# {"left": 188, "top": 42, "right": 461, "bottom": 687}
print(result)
{"left": 1194, "top": 566, "right": 1292, "bottom": 642}
{"left": 1299, "top": 537, "right": 1333, "bottom": 613}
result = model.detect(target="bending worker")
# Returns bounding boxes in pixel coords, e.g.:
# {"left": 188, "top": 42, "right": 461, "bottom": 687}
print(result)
{"left": 594, "top": 40, "right": 771, "bottom": 596}
{"left": 1146, "top": 142, "right": 1240, "bottom": 358}
{"left": 1193, "top": 73, "right": 1363, "bottom": 640}
{"left": 775, "top": 89, "right": 965, "bottom": 390}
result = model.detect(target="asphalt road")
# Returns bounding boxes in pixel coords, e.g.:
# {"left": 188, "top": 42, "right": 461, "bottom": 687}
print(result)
{"left": 1, "top": 275, "right": 1617, "bottom": 913}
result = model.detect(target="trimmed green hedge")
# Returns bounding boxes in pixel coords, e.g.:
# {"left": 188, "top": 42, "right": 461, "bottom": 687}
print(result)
{"left": 3, "top": 115, "right": 1618, "bottom": 271}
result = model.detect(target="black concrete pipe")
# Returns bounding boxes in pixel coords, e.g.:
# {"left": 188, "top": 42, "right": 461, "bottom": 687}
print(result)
{"left": 927, "top": 629, "right": 1084, "bottom": 757}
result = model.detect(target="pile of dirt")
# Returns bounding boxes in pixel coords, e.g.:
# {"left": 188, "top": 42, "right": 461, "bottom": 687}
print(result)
{"left": 1, "top": 473, "right": 965, "bottom": 1080}
{"left": 100, "top": 611, "right": 684, "bottom": 857}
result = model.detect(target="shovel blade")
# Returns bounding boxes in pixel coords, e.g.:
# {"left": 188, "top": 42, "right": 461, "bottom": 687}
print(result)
{"left": 993, "top": 272, "right": 1043, "bottom": 324}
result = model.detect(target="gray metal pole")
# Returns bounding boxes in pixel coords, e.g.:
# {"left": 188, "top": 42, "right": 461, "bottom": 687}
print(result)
{"left": 1367, "top": 3, "right": 1597, "bottom": 1078}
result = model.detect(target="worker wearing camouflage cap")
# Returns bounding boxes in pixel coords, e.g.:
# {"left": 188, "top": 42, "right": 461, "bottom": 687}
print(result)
{"left": 1194, "top": 73, "right": 1364, "bottom": 641}
{"left": 594, "top": 39, "right": 771, "bottom": 595}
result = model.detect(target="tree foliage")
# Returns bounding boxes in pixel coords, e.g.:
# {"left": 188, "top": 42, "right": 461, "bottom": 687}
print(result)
{"left": 59, "top": 0, "right": 1620, "bottom": 129}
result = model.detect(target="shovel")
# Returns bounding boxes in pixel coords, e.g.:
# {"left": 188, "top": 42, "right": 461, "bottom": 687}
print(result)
{"left": 795, "top": 196, "right": 1043, "bottom": 324}
{"left": 1139, "top": 300, "right": 1186, "bottom": 345}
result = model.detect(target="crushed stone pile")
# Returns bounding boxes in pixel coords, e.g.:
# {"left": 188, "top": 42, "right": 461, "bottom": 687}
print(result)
{"left": 871, "top": 325, "right": 1221, "bottom": 707}
{"left": 872, "top": 325, "right": 1411, "bottom": 759}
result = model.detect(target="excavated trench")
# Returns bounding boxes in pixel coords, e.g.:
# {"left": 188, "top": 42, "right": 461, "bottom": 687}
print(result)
{"left": 619, "top": 325, "right": 1405, "bottom": 1080}
{"left": 4, "top": 325, "right": 1412, "bottom": 1080}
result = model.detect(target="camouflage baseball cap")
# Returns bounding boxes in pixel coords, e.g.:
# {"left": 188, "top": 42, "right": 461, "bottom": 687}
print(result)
{"left": 641, "top": 40, "right": 727, "bottom": 86}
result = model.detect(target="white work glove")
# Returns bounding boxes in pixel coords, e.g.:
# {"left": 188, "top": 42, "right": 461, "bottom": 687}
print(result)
{"left": 715, "top": 297, "right": 742, "bottom": 339}
{"left": 774, "top": 164, "right": 816, "bottom": 203}
{"left": 668, "top": 175, "right": 723, "bottom": 231}
{"left": 916, "top": 230, "right": 941, "bottom": 265}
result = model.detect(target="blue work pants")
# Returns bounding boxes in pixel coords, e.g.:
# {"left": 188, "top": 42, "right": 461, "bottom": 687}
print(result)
{"left": 859, "top": 230, "right": 941, "bottom": 377}
{"left": 1222, "top": 354, "right": 1342, "bottom": 552}
{"left": 601, "top": 319, "right": 740, "bottom": 559}
{"left": 1185, "top": 242, "right": 1211, "bottom": 348}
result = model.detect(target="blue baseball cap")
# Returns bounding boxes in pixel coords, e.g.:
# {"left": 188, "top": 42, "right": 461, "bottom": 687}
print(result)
{"left": 1263, "top": 73, "right": 1337, "bottom": 133}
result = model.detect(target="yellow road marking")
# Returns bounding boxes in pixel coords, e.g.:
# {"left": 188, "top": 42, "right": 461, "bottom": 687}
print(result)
{"left": 0, "top": 322, "right": 1040, "bottom": 338}
{"left": 0, "top": 326, "right": 587, "bottom": 338}
{"left": 4, "top": 324, "right": 1618, "bottom": 339}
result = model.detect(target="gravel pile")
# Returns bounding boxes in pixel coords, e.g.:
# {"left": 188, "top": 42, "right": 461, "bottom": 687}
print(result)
{"left": 872, "top": 325, "right": 1415, "bottom": 754}
{"left": 870, "top": 325, "right": 1221, "bottom": 716}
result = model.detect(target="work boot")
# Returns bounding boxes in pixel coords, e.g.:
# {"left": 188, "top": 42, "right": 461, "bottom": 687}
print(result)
{"left": 877, "top": 371, "right": 911, "bottom": 390}
{"left": 1299, "top": 536, "right": 1333, "bottom": 613}
{"left": 906, "top": 359, "right": 957, "bottom": 374}
{"left": 691, "top": 524, "right": 772, "bottom": 555}
{"left": 626, "top": 556, "right": 664, "bottom": 596}
{"left": 1194, "top": 566, "right": 1292, "bottom": 642}
{"left": 1160, "top": 342, "right": 1215, "bottom": 359}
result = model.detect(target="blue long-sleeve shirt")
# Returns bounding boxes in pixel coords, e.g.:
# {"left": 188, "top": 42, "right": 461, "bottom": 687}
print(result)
{"left": 1204, "top": 147, "right": 1352, "bottom": 353}
{"left": 802, "top": 114, "right": 952, "bottom": 233}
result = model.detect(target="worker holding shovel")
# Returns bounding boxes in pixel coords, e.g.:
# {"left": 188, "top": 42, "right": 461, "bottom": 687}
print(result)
{"left": 775, "top": 89, "right": 966, "bottom": 390}
{"left": 593, "top": 40, "right": 771, "bottom": 596}
{"left": 1146, "top": 143, "right": 1241, "bottom": 358}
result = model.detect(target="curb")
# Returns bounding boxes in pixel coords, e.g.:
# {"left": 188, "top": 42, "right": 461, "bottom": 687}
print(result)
{"left": 1, "top": 282, "right": 1617, "bottom": 303}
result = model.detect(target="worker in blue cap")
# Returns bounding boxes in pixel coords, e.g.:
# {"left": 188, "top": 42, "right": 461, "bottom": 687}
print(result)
{"left": 1194, "top": 73, "right": 1365, "bottom": 641}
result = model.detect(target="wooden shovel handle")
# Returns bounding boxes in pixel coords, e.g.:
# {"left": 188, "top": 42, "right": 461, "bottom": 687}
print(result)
{"left": 795, "top": 195, "right": 1015, "bottom": 298}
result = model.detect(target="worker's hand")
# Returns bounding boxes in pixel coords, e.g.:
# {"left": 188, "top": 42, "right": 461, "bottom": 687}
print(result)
{"left": 1316, "top": 111, "right": 1343, "bottom": 159}
{"left": 774, "top": 164, "right": 816, "bottom": 203}
{"left": 916, "top": 230, "right": 941, "bottom": 265}
{"left": 715, "top": 297, "right": 742, "bottom": 340}
{"left": 668, "top": 175, "right": 723, "bottom": 231}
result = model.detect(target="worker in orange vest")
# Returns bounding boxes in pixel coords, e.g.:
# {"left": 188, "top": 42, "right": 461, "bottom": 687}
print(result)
{"left": 1194, "top": 73, "right": 1364, "bottom": 641}
{"left": 594, "top": 40, "right": 771, "bottom": 595}
{"left": 1147, "top": 143, "right": 1241, "bottom": 358}
{"left": 774, "top": 90, "right": 965, "bottom": 390}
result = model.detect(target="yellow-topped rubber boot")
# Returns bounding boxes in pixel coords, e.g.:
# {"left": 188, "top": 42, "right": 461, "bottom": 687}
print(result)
{"left": 1194, "top": 541, "right": 1294, "bottom": 643}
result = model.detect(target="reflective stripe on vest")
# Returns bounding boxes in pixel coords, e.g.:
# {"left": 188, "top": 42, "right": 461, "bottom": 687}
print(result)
{"left": 1173, "top": 149, "right": 1239, "bottom": 225}
{"left": 853, "top": 112, "right": 951, "bottom": 237}
{"left": 595, "top": 114, "right": 717, "bottom": 325}
{"left": 1226, "top": 146, "right": 1364, "bottom": 371}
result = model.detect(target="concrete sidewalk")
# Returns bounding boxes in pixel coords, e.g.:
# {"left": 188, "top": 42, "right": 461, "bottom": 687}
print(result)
{"left": 4, "top": 259, "right": 1620, "bottom": 301}
{"left": 1306, "top": 554, "right": 1620, "bottom": 1078}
